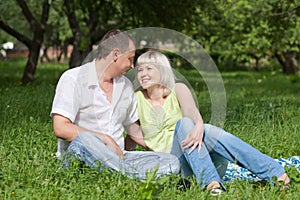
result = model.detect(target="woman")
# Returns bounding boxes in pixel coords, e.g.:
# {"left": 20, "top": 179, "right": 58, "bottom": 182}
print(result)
{"left": 126, "top": 50, "right": 290, "bottom": 195}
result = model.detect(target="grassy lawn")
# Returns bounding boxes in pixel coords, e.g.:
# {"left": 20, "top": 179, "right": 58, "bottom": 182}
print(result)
{"left": 0, "top": 59, "right": 299, "bottom": 199}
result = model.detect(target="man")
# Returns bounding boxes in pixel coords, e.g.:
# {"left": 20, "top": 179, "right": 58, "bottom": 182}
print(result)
{"left": 50, "top": 29, "right": 180, "bottom": 179}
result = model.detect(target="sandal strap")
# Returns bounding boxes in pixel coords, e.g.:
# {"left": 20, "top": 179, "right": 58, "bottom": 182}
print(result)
{"left": 210, "top": 188, "right": 223, "bottom": 196}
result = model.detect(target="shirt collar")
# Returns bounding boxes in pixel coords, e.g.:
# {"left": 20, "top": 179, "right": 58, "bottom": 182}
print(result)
{"left": 87, "top": 59, "right": 98, "bottom": 86}
{"left": 87, "top": 59, "right": 123, "bottom": 87}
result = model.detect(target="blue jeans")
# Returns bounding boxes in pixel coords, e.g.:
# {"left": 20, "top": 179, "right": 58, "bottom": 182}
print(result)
{"left": 63, "top": 132, "right": 180, "bottom": 180}
{"left": 171, "top": 117, "right": 285, "bottom": 189}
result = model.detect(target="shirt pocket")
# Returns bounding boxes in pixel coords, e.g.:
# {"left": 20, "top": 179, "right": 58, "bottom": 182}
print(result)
{"left": 115, "top": 107, "right": 128, "bottom": 123}
{"left": 113, "top": 97, "right": 130, "bottom": 124}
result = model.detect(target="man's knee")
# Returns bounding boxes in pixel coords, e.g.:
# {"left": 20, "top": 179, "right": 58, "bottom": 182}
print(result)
{"left": 170, "top": 154, "right": 181, "bottom": 174}
{"left": 76, "top": 132, "right": 97, "bottom": 143}
{"left": 71, "top": 132, "right": 104, "bottom": 153}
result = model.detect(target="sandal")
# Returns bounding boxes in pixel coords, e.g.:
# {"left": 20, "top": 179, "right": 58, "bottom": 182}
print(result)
{"left": 279, "top": 181, "right": 290, "bottom": 191}
{"left": 277, "top": 173, "right": 290, "bottom": 191}
{"left": 210, "top": 188, "right": 223, "bottom": 196}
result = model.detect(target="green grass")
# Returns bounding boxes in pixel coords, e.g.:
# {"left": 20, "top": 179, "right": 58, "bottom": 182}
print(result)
{"left": 0, "top": 59, "right": 299, "bottom": 199}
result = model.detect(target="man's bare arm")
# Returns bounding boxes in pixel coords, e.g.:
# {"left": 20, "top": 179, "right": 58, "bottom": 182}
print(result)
{"left": 53, "top": 114, "right": 123, "bottom": 158}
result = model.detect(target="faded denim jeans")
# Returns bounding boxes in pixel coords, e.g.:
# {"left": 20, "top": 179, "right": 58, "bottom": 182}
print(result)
{"left": 171, "top": 117, "right": 285, "bottom": 189}
{"left": 63, "top": 132, "right": 180, "bottom": 180}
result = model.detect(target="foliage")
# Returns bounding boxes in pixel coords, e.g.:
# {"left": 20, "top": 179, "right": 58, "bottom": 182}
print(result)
{"left": 0, "top": 0, "right": 31, "bottom": 38}
{"left": 0, "top": 0, "right": 51, "bottom": 83}
{"left": 289, "top": 73, "right": 300, "bottom": 83}
{"left": 285, "top": 166, "right": 300, "bottom": 183}
{"left": 0, "top": 60, "right": 300, "bottom": 199}
{"left": 137, "top": 166, "right": 170, "bottom": 200}
{"left": 186, "top": 0, "right": 300, "bottom": 72}
{"left": 1, "top": 0, "right": 300, "bottom": 83}
{"left": 44, "top": 1, "right": 72, "bottom": 48}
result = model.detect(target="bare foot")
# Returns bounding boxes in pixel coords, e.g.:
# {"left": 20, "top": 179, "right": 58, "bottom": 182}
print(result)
{"left": 207, "top": 181, "right": 222, "bottom": 196}
{"left": 278, "top": 173, "right": 290, "bottom": 191}
{"left": 207, "top": 181, "right": 221, "bottom": 190}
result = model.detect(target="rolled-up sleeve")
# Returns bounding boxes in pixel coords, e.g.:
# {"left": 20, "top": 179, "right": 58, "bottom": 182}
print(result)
{"left": 50, "top": 72, "right": 80, "bottom": 123}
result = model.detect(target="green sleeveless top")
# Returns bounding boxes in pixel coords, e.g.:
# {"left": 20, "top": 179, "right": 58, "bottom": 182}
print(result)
{"left": 136, "top": 90, "right": 182, "bottom": 153}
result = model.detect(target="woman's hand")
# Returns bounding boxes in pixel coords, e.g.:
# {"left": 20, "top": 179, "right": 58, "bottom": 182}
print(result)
{"left": 175, "top": 83, "right": 205, "bottom": 154}
{"left": 181, "top": 124, "right": 204, "bottom": 154}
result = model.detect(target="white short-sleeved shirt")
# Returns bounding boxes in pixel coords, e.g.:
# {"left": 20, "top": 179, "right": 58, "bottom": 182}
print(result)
{"left": 51, "top": 60, "right": 138, "bottom": 157}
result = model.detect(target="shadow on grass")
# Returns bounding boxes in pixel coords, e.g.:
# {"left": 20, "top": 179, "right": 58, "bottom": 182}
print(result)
{"left": 0, "top": 59, "right": 68, "bottom": 87}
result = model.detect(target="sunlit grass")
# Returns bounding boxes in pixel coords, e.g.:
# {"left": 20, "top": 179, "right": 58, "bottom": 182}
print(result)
{"left": 0, "top": 60, "right": 299, "bottom": 199}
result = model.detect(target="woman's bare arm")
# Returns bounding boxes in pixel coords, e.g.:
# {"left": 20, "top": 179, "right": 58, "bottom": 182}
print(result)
{"left": 175, "top": 82, "right": 205, "bottom": 154}
{"left": 125, "top": 120, "right": 147, "bottom": 150}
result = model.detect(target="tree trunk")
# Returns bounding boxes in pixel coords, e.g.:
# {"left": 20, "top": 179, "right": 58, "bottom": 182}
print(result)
{"left": 0, "top": 0, "right": 51, "bottom": 84}
{"left": 64, "top": 0, "right": 84, "bottom": 68}
{"left": 69, "top": 43, "right": 92, "bottom": 68}
{"left": 63, "top": 0, "right": 119, "bottom": 68}
{"left": 275, "top": 50, "right": 299, "bottom": 74}
{"left": 21, "top": 43, "right": 41, "bottom": 83}
{"left": 69, "top": 34, "right": 84, "bottom": 68}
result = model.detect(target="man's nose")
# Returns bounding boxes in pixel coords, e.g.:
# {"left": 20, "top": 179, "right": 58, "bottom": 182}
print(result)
{"left": 129, "top": 62, "right": 134, "bottom": 69}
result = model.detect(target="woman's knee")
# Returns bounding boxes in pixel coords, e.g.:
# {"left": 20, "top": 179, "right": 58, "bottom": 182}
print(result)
{"left": 175, "top": 117, "right": 194, "bottom": 135}
{"left": 203, "top": 124, "right": 230, "bottom": 152}
{"left": 203, "top": 124, "right": 227, "bottom": 141}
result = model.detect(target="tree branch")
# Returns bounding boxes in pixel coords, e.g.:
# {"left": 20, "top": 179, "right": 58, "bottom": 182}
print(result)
{"left": 0, "top": 20, "right": 31, "bottom": 47}
{"left": 40, "top": 0, "right": 51, "bottom": 29}
{"left": 16, "top": 0, "right": 37, "bottom": 29}
{"left": 63, "top": 0, "right": 81, "bottom": 37}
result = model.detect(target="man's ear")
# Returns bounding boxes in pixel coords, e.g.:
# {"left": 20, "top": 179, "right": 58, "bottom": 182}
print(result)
{"left": 112, "top": 48, "right": 120, "bottom": 62}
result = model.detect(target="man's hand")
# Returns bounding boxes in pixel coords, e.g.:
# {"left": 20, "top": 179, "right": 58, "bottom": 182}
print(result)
{"left": 53, "top": 114, "right": 124, "bottom": 159}
{"left": 98, "top": 134, "right": 124, "bottom": 159}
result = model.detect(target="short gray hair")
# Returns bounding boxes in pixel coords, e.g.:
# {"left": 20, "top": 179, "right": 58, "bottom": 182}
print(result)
{"left": 96, "top": 29, "right": 134, "bottom": 59}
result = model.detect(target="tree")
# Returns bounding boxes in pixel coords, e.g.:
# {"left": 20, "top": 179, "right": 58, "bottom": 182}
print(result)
{"left": 62, "top": 0, "right": 126, "bottom": 68}
{"left": 2, "top": 0, "right": 298, "bottom": 84}
{"left": 187, "top": 0, "right": 300, "bottom": 74}
{"left": 0, "top": 0, "right": 51, "bottom": 84}
{"left": 269, "top": 0, "right": 300, "bottom": 74}
{"left": 42, "top": 1, "right": 72, "bottom": 63}
{"left": 63, "top": 0, "right": 200, "bottom": 68}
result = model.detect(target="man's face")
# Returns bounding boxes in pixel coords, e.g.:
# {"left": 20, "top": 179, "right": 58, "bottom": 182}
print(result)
{"left": 115, "top": 40, "right": 135, "bottom": 76}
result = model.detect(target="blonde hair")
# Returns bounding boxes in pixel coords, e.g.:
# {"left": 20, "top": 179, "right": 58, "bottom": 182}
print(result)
{"left": 135, "top": 50, "right": 175, "bottom": 96}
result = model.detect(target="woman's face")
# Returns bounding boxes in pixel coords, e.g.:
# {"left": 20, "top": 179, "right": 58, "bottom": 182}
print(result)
{"left": 137, "top": 64, "right": 161, "bottom": 89}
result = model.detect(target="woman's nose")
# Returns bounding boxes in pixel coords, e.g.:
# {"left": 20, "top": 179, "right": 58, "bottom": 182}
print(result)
{"left": 141, "top": 70, "right": 148, "bottom": 77}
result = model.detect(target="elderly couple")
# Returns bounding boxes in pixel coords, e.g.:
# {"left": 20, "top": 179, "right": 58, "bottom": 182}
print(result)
{"left": 50, "top": 29, "right": 290, "bottom": 195}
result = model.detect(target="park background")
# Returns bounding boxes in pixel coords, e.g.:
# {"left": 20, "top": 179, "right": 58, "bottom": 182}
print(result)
{"left": 1, "top": 0, "right": 300, "bottom": 199}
